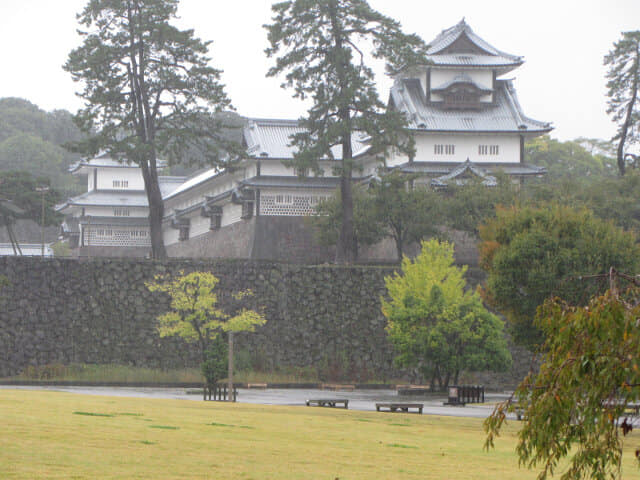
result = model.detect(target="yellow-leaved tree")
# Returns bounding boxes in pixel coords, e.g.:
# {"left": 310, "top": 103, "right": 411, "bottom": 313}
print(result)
{"left": 147, "top": 271, "right": 266, "bottom": 398}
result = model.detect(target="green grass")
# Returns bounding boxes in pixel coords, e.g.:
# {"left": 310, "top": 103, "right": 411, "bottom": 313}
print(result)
{"left": 2, "top": 389, "right": 639, "bottom": 479}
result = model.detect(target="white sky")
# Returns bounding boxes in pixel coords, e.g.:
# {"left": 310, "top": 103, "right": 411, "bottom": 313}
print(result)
{"left": 1, "top": 0, "right": 638, "bottom": 141}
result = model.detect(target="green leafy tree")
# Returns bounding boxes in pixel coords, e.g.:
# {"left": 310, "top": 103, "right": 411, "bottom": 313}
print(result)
{"left": 65, "top": 0, "right": 238, "bottom": 259}
{"left": 479, "top": 204, "right": 639, "bottom": 347}
{"left": 147, "top": 271, "right": 266, "bottom": 363}
{"left": 313, "top": 184, "right": 383, "bottom": 257}
{"left": 265, "top": 0, "right": 428, "bottom": 263}
{"left": 368, "top": 172, "right": 443, "bottom": 261}
{"left": 314, "top": 173, "right": 443, "bottom": 261}
{"left": 485, "top": 272, "right": 640, "bottom": 480}
{"left": 440, "top": 174, "right": 518, "bottom": 234}
{"left": 0, "top": 171, "right": 61, "bottom": 225}
{"left": 147, "top": 271, "right": 266, "bottom": 398}
{"left": 605, "top": 31, "right": 640, "bottom": 176}
{"left": 383, "top": 239, "right": 511, "bottom": 390}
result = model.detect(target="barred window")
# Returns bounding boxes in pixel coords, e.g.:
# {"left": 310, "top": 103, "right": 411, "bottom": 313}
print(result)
{"left": 434, "top": 144, "right": 455, "bottom": 155}
{"left": 479, "top": 145, "right": 499, "bottom": 155}
{"left": 113, "top": 208, "right": 130, "bottom": 217}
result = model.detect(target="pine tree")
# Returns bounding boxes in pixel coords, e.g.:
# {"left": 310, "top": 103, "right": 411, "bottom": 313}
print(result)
{"left": 265, "top": 0, "right": 428, "bottom": 263}
{"left": 65, "top": 0, "right": 238, "bottom": 258}
{"left": 605, "top": 31, "right": 640, "bottom": 176}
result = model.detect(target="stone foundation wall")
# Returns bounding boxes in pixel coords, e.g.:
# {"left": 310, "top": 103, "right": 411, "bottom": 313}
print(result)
{"left": 0, "top": 257, "right": 531, "bottom": 388}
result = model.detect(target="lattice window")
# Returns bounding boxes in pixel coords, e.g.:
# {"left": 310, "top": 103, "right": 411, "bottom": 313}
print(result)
{"left": 260, "top": 194, "right": 331, "bottom": 216}
{"left": 85, "top": 226, "right": 150, "bottom": 247}
{"left": 112, "top": 180, "right": 129, "bottom": 188}
{"left": 113, "top": 208, "right": 130, "bottom": 217}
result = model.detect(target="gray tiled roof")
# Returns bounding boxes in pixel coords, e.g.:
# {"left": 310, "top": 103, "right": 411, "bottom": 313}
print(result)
{"left": 0, "top": 220, "right": 58, "bottom": 244}
{"left": 397, "top": 161, "right": 546, "bottom": 176}
{"left": 58, "top": 190, "right": 149, "bottom": 210}
{"left": 243, "top": 118, "right": 371, "bottom": 160}
{"left": 390, "top": 79, "right": 552, "bottom": 133}
{"left": 239, "top": 176, "right": 344, "bottom": 189}
{"left": 426, "top": 19, "right": 522, "bottom": 68}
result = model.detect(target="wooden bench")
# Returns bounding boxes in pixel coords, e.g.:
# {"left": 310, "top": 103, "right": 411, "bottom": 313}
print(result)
{"left": 376, "top": 403, "right": 423, "bottom": 414}
{"left": 306, "top": 399, "right": 349, "bottom": 409}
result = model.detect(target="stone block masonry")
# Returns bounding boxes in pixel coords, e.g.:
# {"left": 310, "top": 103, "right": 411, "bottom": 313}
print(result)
{"left": 0, "top": 257, "right": 533, "bottom": 388}
{"left": 0, "top": 257, "right": 396, "bottom": 380}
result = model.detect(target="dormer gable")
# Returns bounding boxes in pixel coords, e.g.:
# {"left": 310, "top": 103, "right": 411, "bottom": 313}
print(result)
{"left": 438, "top": 31, "right": 490, "bottom": 56}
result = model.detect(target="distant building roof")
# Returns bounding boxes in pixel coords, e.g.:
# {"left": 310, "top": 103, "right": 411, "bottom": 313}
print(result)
{"left": 70, "top": 152, "right": 168, "bottom": 173}
{"left": 243, "top": 118, "right": 371, "bottom": 160}
{"left": 426, "top": 19, "right": 523, "bottom": 71}
{"left": 390, "top": 79, "right": 552, "bottom": 134}
{"left": 0, "top": 219, "right": 58, "bottom": 244}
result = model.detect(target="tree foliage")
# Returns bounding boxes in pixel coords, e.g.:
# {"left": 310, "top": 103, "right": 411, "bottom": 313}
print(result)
{"left": 265, "top": 0, "right": 428, "bottom": 263}
{"left": 440, "top": 174, "right": 518, "bottom": 234}
{"left": 314, "top": 173, "right": 444, "bottom": 261}
{"left": 479, "top": 204, "right": 639, "bottom": 347}
{"left": 65, "top": 0, "right": 238, "bottom": 258}
{"left": 0, "top": 171, "right": 61, "bottom": 226}
{"left": 201, "top": 334, "right": 228, "bottom": 391}
{"left": 485, "top": 273, "right": 640, "bottom": 480}
{"left": 0, "top": 98, "right": 84, "bottom": 195}
{"left": 146, "top": 271, "right": 266, "bottom": 364}
{"left": 382, "top": 239, "right": 511, "bottom": 390}
{"left": 605, "top": 31, "right": 640, "bottom": 176}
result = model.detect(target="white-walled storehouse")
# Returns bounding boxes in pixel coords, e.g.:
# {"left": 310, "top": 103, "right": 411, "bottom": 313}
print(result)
{"left": 58, "top": 20, "right": 550, "bottom": 261}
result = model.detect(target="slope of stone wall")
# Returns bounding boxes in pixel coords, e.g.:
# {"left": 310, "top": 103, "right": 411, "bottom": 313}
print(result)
{"left": 0, "top": 257, "right": 531, "bottom": 388}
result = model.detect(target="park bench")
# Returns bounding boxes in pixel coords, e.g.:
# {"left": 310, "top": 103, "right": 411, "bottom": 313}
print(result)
{"left": 306, "top": 399, "right": 349, "bottom": 409}
{"left": 375, "top": 403, "right": 423, "bottom": 414}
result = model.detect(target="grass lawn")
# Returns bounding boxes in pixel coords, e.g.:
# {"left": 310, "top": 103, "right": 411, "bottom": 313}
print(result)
{"left": 1, "top": 390, "right": 638, "bottom": 479}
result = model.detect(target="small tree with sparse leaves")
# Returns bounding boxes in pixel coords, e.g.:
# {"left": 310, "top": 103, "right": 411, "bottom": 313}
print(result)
{"left": 146, "top": 271, "right": 266, "bottom": 398}
{"left": 485, "top": 270, "right": 640, "bottom": 480}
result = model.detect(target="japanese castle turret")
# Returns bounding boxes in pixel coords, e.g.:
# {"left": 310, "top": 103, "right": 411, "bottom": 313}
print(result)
{"left": 388, "top": 19, "right": 552, "bottom": 186}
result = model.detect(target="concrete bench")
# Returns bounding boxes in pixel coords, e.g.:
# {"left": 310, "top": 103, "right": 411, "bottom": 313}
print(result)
{"left": 306, "top": 399, "right": 349, "bottom": 409}
{"left": 376, "top": 403, "right": 423, "bottom": 414}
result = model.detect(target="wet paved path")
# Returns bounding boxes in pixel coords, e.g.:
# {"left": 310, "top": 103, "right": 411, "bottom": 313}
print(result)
{"left": 0, "top": 385, "right": 509, "bottom": 419}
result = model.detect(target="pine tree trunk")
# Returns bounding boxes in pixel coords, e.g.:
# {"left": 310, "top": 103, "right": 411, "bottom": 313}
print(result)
{"left": 336, "top": 162, "right": 356, "bottom": 264}
{"left": 139, "top": 155, "right": 167, "bottom": 260}
{"left": 617, "top": 54, "right": 639, "bottom": 176}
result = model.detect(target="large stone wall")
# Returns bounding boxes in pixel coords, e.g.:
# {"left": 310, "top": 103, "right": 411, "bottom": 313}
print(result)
{"left": 0, "top": 257, "right": 531, "bottom": 388}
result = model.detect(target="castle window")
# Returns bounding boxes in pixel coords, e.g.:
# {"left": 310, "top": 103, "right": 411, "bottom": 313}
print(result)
{"left": 479, "top": 145, "right": 499, "bottom": 156}
{"left": 434, "top": 144, "right": 455, "bottom": 155}
{"left": 210, "top": 214, "right": 222, "bottom": 230}
{"left": 113, "top": 207, "right": 130, "bottom": 217}
{"left": 241, "top": 201, "right": 254, "bottom": 219}
{"left": 178, "top": 226, "right": 190, "bottom": 241}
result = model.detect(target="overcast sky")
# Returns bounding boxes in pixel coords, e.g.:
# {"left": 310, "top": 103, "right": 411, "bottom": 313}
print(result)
{"left": 1, "top": 0, "right": 638, "bottom": 141}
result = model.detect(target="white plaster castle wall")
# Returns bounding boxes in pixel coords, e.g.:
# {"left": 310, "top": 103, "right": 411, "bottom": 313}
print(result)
{"left": 387, "top": 134, "right": 520, "bottom": 165}
{"left": 189, "top": 212, "right": 210, "bottom": 239}
{"left": 260, "top": 161, "right": 295, "bottom": 176}
{"left": 430, "top": 69, "right": 493, "bottom": 90}
{"left": 223, "top": 203, "right": 244, "bottom": 227}
{"left": 96, "top": 167, "right": 145, "bottom": 191}
{"left": 83, "top": 206, "right": 148, "bottom": 217}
